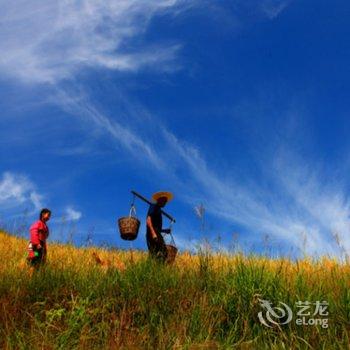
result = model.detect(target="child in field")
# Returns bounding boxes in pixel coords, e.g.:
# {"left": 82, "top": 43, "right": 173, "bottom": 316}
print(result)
{"left": 27, "top": 208, "right": 51, "bottom": 268}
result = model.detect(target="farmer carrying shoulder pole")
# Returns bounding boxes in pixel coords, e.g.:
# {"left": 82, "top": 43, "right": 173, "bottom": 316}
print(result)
{"left": 27, "top": 208, "right": 51, "bottom": 268}
{"left": 146, "top": 191, "right": 173, "bottom": 262}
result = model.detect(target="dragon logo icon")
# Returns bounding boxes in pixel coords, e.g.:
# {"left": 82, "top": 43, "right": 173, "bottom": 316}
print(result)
{"left": 258, "top": 299, "right": 293, "bottom": 328}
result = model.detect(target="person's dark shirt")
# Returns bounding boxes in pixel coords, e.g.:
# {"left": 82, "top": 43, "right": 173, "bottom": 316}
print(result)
{"left": 146, "top": 203, "right": 162, "bottom": 235}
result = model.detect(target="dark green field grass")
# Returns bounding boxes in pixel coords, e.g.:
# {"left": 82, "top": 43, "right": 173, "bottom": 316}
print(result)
{"left": 1, "top": 231, "right": 349, "bottom": 349}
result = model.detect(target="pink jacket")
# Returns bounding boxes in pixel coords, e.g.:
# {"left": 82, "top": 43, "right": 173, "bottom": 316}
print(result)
{"left": 30, "top": 220, "right": 49, "bottom": 245}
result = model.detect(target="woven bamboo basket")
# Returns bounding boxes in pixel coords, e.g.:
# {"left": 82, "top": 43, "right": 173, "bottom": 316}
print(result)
{"left": 118, "top": 216, "right": 140, "bottom": 241}
{"left": 166, "top": 244, "right": 178, "bottom": 264}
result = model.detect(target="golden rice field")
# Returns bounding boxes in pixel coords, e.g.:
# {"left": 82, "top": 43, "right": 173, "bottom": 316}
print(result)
{"left": 1, "top": 230, "right": 349, "bottom": 349}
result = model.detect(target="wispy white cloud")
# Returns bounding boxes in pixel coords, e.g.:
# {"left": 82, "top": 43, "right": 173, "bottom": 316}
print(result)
{"left": 0, "top": 172, "right": 43, "bottom": 210}
{"left": 160, "top": 131, "right": 350, "bottom": 258}
{"left": 0, "top": 0, "right": 193, "bottom": 84}
{"left": 55, "top": 88, "right": 165, "bottom": 170}
{"left": 261, "top": 0, "right": 292, "bottom": 19}
{"left": 0, "top": 0, "right": 190, "bottom": 171}
{"left": 175, "top": 235, "right": 200, "bottom": 252}
{"left": 65, "top": 206, "right": 82, "bottom": 221}
{"left": 29, "top": 192, "right": 43, "bottom": 211}
{"left": 0, "top": 172, "right": 83, "bottom": 224}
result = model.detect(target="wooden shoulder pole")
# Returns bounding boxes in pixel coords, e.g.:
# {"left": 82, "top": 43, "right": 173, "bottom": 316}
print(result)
{"left": 131, "top": 190, "right": 176, "bottom": 223}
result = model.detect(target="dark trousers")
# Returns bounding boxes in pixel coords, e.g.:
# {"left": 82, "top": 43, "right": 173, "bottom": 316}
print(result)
{"left": 146, "top": 232, "right": 167, "bottom": 262}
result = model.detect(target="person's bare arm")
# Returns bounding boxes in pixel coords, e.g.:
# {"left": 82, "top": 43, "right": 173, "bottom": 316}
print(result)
{"left": 146, "top": 216, "right": 158, "bottom": 240}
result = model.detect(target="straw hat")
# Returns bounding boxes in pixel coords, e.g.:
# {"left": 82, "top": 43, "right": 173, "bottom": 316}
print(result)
{"left": 152, "top": 191, "right": 174, "bottom": 203}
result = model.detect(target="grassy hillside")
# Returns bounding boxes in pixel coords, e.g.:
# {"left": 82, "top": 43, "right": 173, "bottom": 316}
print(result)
{"left": 0, "top": 230, "right": 349, "bottom": 349}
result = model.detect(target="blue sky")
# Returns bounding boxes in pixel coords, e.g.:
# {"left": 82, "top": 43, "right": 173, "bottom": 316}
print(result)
{"left": 1, "top": 0, "right": 350, "bottom": 258}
